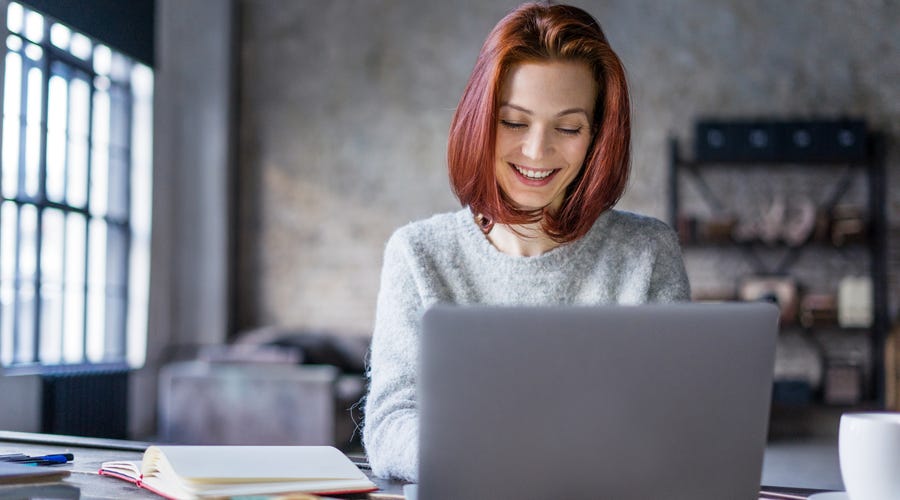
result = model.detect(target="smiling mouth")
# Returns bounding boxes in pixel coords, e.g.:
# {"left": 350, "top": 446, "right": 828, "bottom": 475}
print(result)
{"left": 510, "top": 163, "right": 559, "bottom": 183}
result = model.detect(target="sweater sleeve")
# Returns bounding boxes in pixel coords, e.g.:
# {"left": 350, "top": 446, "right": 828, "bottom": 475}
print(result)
{"left": 362, "top": 230, "right": 423, "bottom": 482}
{"left": 647, "top": 223, "right": 692, "bottom": 302}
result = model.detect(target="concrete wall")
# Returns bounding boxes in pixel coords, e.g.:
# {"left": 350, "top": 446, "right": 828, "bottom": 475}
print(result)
{"left": 235, "top": 0, "right": 900, "bottom": 335}
{"left": 134, "top": 0, "right": 237, "bottom": 439}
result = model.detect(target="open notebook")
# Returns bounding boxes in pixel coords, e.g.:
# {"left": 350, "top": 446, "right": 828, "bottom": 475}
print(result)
{"left": 98, "top": 445, "right": 377, "bottom": 499}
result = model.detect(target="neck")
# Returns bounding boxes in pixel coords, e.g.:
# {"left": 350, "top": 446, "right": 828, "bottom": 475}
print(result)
{"left": 486, "top": 221, "right": 561, "bottom": 257}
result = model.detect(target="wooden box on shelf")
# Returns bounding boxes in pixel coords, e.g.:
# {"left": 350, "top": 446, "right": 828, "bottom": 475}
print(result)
{"left": 887, "top": 324, "right": 900, "bottom": 410}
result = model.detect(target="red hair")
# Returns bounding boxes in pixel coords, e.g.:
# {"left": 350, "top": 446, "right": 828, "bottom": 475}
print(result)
{"left": 447, "top": 2, "right": 631, "bottom": 243}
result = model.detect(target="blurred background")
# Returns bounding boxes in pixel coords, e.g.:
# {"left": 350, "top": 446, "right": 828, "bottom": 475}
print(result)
{"left": 0, "top": 2, "right": 897, "bottom": 484}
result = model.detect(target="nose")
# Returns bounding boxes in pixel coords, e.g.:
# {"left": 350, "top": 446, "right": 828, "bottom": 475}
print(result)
{"left": 521, "top": 126, "right": 551, "bottom": 161}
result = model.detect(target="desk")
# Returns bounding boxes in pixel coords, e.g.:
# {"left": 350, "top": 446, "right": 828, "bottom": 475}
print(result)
{"left": 0, "top": 431, "right": 405, "bottom": 499}
{"left": 1, "top": 431, "right": 837, "bottom": 500}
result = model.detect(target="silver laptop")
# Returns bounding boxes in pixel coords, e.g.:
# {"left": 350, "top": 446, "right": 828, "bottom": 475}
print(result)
{"left": 418, "top": 303, "right": 779, "bottom": 500}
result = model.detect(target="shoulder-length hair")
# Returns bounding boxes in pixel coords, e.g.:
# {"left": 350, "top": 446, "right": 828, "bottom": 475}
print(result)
{"left": 447, "top": 2, "right": 631, "bottom": 243}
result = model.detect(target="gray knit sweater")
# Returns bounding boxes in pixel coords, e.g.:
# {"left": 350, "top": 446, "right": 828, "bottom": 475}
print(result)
{"left": 362, "top": 208, "right": 690, "bottom": 481}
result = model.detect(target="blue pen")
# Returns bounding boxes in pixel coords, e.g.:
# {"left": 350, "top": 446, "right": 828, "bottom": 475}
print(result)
{"left": 5, "top": 453, "right": 73, "bottom": 464}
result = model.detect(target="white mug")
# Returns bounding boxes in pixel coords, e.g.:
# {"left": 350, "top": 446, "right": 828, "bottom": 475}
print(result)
{"left": 839, "top": 412, "right": 900, "bottom": 500}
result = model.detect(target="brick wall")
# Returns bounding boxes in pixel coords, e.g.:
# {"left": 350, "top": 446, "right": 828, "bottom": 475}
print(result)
{"left": 234, "top": 0, "right": 900, "bottom": 335}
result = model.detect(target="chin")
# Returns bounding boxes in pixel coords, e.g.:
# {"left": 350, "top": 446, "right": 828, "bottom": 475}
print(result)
{"left": 508, "top": 197, "right": 552, "bottom": 212}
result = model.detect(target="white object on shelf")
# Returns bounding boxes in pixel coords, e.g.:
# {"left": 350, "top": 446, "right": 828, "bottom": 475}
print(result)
{"left": 837, "top": 276, "right": 872, "bottom": 328}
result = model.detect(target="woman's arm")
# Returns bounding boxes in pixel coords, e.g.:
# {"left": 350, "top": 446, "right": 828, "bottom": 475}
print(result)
{"left": 362, "top": 231, "right": 424, "bottom": 482}
{"left": 647, "top": 224, "right": 692, "bottom": 302}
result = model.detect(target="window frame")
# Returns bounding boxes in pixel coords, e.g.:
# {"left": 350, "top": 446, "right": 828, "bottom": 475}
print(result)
{"left": 0, "top": 0, "right": 152, "bottom": 370}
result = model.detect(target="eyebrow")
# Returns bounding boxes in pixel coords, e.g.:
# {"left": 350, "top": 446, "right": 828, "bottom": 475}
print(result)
{"left": 499, "top": 103, "right": 590, "bottom": 119}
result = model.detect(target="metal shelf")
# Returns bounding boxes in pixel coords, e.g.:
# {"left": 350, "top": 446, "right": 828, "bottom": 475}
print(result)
{"left": 669, "top": 123, "right": 889, "bottom": 407}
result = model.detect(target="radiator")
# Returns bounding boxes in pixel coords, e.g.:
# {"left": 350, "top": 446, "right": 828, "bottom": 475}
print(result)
{"left": 41, "top": 365, "right": 129, "bottom": 439}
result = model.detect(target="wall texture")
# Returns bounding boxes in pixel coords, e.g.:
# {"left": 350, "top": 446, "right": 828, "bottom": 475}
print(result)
{"left": 138, "top": 0, "right": 237, "bottom": 439}
{"left": 236, "top": 0, "right": 900, "bottom": 336}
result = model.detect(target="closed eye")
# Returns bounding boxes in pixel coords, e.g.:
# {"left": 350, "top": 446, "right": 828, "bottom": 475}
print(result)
{"left": 557, "top": 127, "right": 582, "bottom": 136}
{"left": 499, "top": 120, "right": 526, "bottom": 130}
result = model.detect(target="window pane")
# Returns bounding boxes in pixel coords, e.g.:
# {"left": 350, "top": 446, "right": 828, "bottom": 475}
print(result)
{"left": 6, "top": 34, "right": 22, "bottom": 52}
{"left": 46, "top": 75, "right": 68, "bottom": 202}
{"left": 50, "top": 23, "right": 70, "bottom": 50}
{"left": 0, "top": 281, "right": 13, "bottom": 366}
{"left": 18, "top": 204, "right": 37, "bottom": 282}
{"left": 69, "top": 77, "right": 90, "bottom": 135}
{"left": 2, "top": 49, "right": 21, "bottom": 116}
{"left": 106, "top": 225, "right": 128, "bottom": 288}
{"left": 69, "top": 32, "right": 91, "bottom": 60}
{"left": 41, "top": 208, "right": 64, "bottom": 284}
{"left": 7, "top": 2, "right": 23, "bottom": 33}
{"left": 40, "top": 208, "right": 64, "bottom": 363}
{"left": 91, "top": 86, "right": 109, "bottom": 216}
{"left": 24, "top": 66, "right": 42, "bottom": 197}
{"left": 16, "top": 204, "right": 38, "bottom": 364}
{"left": 108, "top": 152, "right": 128, "bottom": 219}
{"left": 85, "top": 218, "right": 106, "bottom": 362}
{"left": 93, "top": 44, "right": 111, "bottom": 76}
{"left": 0, "top": 202, "right": 17, "bottom": 365}
{"left": 2, "top": 52, "right": 22, "bottom": 199}
{"left": 23, "top": 9, "right": 43, "bottom": 43}
{"left": 67, "top": 77, "right": 90, "bottom": 207}
{"left": 106, "top": 225, "right": 129, "bottom": 358}
{"left": 39, "top": 282, "right": 62, "bottom": 363}
{"left": 108, "top": 81, "right": 129, "bottom": 219}
{"left": 15, "top": 282, "right": 34, "bottom": 363}
{"left": 23, "top": 42, "right": 41, "bottom": 62}
{"left": 106, "top": 226, "right": 127, "bottom": 359}
{"left": 105, "top": 295, "right": 125, "bottom": 360}
{"left": 0, "top": 202, "right": 17, "bottom": 286}
{"left": 108, "top": 85, "right": 129, "bottom": 149}
{"left": 63, "top": 213, "right": 85, "bottom": 363}
{"left": 110, "top": 51, "right": 130, "bottom": 82}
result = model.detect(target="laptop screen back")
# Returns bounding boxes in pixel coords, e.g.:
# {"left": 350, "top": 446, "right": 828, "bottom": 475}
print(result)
{"left": 418, "top": 303, "right": 778, "bottom": 500}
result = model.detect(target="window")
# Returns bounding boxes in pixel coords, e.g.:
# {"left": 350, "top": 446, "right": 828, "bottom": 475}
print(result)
{"left": 0, "top": 1, "right": 152, "bottom": 368}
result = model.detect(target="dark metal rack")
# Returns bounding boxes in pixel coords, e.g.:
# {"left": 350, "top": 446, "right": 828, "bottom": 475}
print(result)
{"left": 668, "top": 120, "right": 888, "bottom": 407}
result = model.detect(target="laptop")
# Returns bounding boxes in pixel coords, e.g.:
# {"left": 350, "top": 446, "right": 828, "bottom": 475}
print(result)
{"left": 418, "top": 302, "right": 779, "bottom": 500}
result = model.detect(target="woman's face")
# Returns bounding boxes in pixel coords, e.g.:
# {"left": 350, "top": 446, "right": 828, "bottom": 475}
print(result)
{"left": 494, "top": 60, "right": 598, "bottom": 213}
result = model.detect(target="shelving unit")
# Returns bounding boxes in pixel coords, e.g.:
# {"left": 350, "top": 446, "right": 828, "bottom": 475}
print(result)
{"left": 669, "top": 119, "right": 888, "bottom": 407}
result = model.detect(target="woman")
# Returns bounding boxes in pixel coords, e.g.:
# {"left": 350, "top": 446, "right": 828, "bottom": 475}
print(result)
{"left": 363, "top": 2, "right": 690, "bottom": 481}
